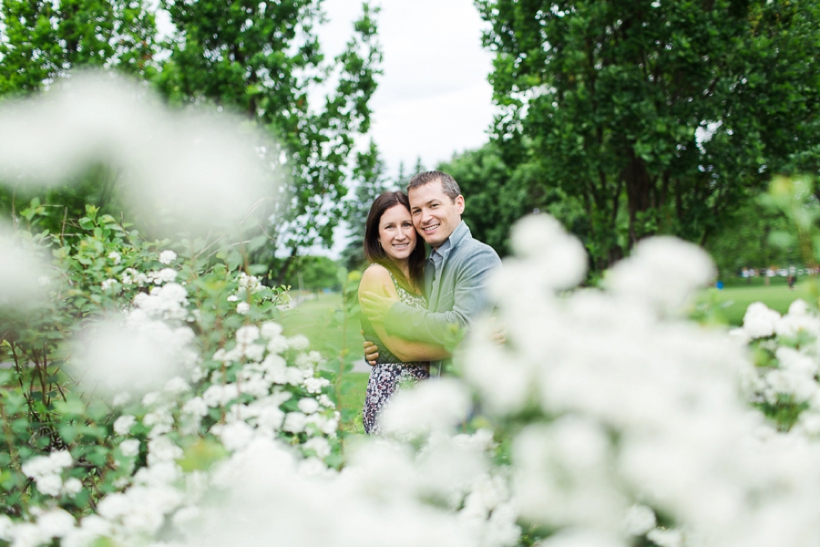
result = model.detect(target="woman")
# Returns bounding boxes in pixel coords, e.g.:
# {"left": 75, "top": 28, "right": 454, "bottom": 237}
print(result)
{"left": 359, "top": 191, "right": 449, "bottom": 434}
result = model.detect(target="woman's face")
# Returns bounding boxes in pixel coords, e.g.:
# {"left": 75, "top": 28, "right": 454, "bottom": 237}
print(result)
{"left": 378, "top": 204, "right": 417, "bottom": 262}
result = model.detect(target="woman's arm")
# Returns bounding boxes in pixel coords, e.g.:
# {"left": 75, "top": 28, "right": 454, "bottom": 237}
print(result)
{"left": 359, "top": 265, "right": 450, "bottom": 362}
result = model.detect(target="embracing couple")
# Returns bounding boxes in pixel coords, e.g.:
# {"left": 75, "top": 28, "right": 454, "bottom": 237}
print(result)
{"left": 358, "top": 170, "right": 501, "bottom": 434}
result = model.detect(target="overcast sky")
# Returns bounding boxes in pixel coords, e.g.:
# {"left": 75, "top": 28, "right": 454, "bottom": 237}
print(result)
{"left": 158, "top": 0, "right": 497, "bottom": 256}
{"left": 319, "top": 0, "right": 497, "bottom": 179}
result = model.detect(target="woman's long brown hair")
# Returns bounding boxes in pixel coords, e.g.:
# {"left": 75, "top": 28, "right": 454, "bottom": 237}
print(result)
{"left": 363, "top": 191, "right": 426, "bottom": 292}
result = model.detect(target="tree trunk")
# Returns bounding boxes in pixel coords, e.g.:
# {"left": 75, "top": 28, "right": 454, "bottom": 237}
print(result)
{"left": 621, "top": 148, "right": 653, "bottom": 248}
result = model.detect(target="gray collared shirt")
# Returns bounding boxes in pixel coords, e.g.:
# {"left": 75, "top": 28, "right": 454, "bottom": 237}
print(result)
{"left": 426, "top": 238, "right": 450, "bottom": 295}
{"left": 385, "top": 221, "right": 501, "bottom": 371}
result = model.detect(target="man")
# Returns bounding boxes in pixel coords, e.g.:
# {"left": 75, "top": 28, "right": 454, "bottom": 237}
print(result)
{"left": 359, "top": 170, "right": 501, "bottom": 375}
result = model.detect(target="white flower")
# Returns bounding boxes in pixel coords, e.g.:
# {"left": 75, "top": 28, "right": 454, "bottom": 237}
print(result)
{"left": 164, "top": 376, "right": 191, "bottom": 395}
{"left": 607, "top": 236, "right": 714, "bottom": 315}
{"left": 625, "top": 504, "right": 656, "bottom": 536}
{"left": 215, "top": 421, "right": 254, "bottom": 451}
{"left": 8, "top": 523, "right": 42, "bottom": 547}
{"left": 266, "top": 335, "right": 289, "bottom": 354}
{"left": 101, "top": 278, "right": 118, "bottom": 291}
{"left": 507, "top": 214, "right": 588, "bottom": 291}
{"left": 50, "top": 450, "right": 73, "bottom": 469}
{"left": 236, "top": 301, "right": 250, "bottom": 315}
{"left": 302, "top": 437, "right": 331, "bottom": 458}
{"left": 776, "top": 312, "right": 820, "bottom": 339}
{"left": 302, "top": 376, "right": 330, "bottom": 394}
{"left": 147, "top": 436, "right": 183, "bottom": 465}
{"left": 236, "top": 325, "right": 260, "bottom": 345}
{"left": 35, "top": 474, "right": 63, "bottom": 497}
{"left": 261, "top": 321, "right": 283, "bottom": 339}
{"left": 142, "top": 392, "right": 161, "bottom": 406}
{"left": 742, "top": 302, "right": 781, "bottom": 339}
{"left": 380, "top": 379, "right": 472, "bottom": 436}
{"left": 789, "top": 299, "right": 810, "bottom": 315}
{"left": 287, "top": 334, "right": 309, "bottom": 351}
{"left": 113, "top": 415, "right": 137, "bottom": 435}
{"left": 108, "top": 251, "right": 122, "bottom": 264}
{"left": 286, "top": 367, "right": 305, "bottom": 385}
{"left": 318, "top": 394, "right": 335, "bottom": 409}
{"left": 202, "top": 384, "right": 239, "bottom": 407}
{"left": 183, "top": 397, "right": 209, "bottom": 417}
{"left": 227, "top": 294, "right": 239, "bottom": 302}
{"left": 112, "top": 392, "right": 132, "bottom": 407}
{"left": 62, "top": 477, "right": 82, "bottom": 497}
{"left": 149, "top": 267, "right": 178, "bottom": 285}
{"left": 159, "top": 250, "right": 177, "bottom": 264}
{"left": 121, "top": 267, "right": 149, "bottom": 286}
{"left": 646, "top": 528, "right": 682, "bottom": 547}
{"left": 283, "top": 412, "right": 307, "bottom": 433}
{"left": 22, "top": 450, "right": 72, "bottom": 482}
{"left": 237, "top": 272, "right": 262, "bottom": 293}
{"left": 297, "top": 397, "right": 320, "bottom": 414}
{"left": 244, "top": 343, "right": 265, "bottom": 362}
{"left": 120, "top": 439, "right": 141, "bottom": 457}
{"left": 0, "top": 515, "right": 11, "bottom": 541}
{"left": 37, "top": 508, "right": 75, "bottom": 538}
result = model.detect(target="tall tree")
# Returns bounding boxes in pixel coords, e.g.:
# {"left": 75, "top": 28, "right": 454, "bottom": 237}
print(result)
{"left": 156, "top": 0, "right": 382, "bottom": 281}
{"left": 0, "top": 0, "right": 158, "bottom": 96}
{"left": 477, "top": 0, "right": 820, "bottom": 270}
{"left": 340, "top": 141, "right": 389, "bottom": 270}
{"left": 439, "top": 144, "right": 536, "bottom": 256}
{"left": 0, "top": 0, "right": 158, "bottom": 232}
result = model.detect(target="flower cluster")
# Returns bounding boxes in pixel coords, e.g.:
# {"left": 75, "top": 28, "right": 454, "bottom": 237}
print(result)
{"left": 733, "top": 299, "right": 820, "bottom": 435}
{"left": 21, "top": 451, "right": 81, "bottom": 498}
{"left": 457, "top": 215, "right": 820, "bottom": 547}
{"left": 4, "top": 255, "right": 340, "bottom": 546}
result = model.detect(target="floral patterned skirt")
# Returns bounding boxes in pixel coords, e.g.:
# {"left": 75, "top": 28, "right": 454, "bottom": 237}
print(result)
{"left": 363, "top": 362, "right": 430, "bottom": 435}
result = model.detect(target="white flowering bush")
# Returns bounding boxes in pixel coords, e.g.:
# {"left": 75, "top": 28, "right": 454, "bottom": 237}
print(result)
{"left": 729, "top": 299, "right": 820, "bottom": 432}
{"left": 5, "top": 77, "right": 820, "bottom": 547}
{"left": 453, "top": 215, "right": 820, "bottom": 547}
{"left": 0, "top": 204, "right": 345, "bottom": 546}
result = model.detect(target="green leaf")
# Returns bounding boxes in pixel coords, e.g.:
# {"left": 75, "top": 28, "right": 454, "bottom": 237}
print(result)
{"left": 178, "top": 438, "right": 229, "bottom": 472}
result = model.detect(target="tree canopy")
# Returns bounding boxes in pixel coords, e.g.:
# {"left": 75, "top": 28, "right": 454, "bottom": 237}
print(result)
{"left": 0, "top": 0, "right": 383, "bottom": 282}
{"left": 477, "top": 0, "right": 820, "bottom": 269}
{"left": 0, "top": 0, "right": 158, "bottom": 95}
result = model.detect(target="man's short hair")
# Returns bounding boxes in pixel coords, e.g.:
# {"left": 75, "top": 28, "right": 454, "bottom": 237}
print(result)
{"left": 407, "top": 171, "right": 461, "bottom": 202}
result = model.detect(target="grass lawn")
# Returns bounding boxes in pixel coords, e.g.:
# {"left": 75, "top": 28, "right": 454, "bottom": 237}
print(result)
{"left": 702, "top": 278, "right": 820, "bottom": 325}
{"left": 274, "top": 293, "right": 369, "bottom": 434}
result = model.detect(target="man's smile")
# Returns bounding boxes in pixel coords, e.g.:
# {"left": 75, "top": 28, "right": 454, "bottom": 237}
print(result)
{"left": 422, "top": 222, "right": 440, "bottom": 234}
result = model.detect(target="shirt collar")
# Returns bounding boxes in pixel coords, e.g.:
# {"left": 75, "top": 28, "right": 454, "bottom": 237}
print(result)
{"left": 428, "top": 221, "right": 468, "bottom": 262}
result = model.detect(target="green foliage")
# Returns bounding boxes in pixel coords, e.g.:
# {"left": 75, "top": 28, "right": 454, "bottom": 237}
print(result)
{"left": 0, "top": 0, "right": 158, "bottom": 96}
{"left": 156, "top": 0, "right": 383, "bottom": 276}
{"left": 0, "top": 202, "right": 341, "bottom": 521}
{"left": 478, "top": 0, "right": 820, "bottom": 270}
{"left": 340, "top": 141, "right": 391, "bottom": 269}
{"left": 439, "top": 143, "right": 535, "bottom": 256}
{"left": 705, "top": 199, "right": 792, "bottom": 278}
{"left": 0, "top": 1, "right": 385, "bottom": 281}
{"left": 284, "top": 255, "right": 342, "bottom": 292}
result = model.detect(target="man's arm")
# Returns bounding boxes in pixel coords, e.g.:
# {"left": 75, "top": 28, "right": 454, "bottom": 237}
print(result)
{"left": 384, "top": 246, "right": 501, "bottom": 346}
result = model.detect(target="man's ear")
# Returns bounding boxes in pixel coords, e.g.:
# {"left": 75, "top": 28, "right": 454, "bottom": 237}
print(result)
{"left": 456, "top": 195, "right": 465, "bottom": 215}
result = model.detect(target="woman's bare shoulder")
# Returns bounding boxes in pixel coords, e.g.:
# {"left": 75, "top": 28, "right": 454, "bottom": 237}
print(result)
{"left": 359, "top": 263, "right": 392, "bottom": 291}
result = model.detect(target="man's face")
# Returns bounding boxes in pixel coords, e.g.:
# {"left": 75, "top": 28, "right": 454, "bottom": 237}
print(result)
{"left": 408, "top": 179, "right": 465, "bottom": 249}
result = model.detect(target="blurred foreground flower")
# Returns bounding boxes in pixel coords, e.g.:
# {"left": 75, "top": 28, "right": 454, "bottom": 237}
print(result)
{"left": 0, "top": 73, "right": 279, "bottom": 235}
{"left": 0, "top": 226, "right": 49, "bottom": 309}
